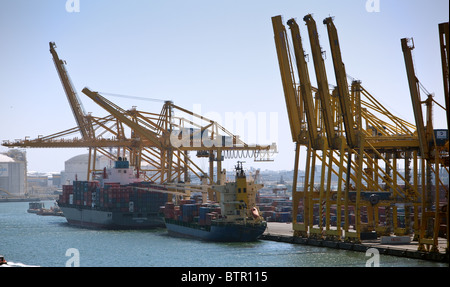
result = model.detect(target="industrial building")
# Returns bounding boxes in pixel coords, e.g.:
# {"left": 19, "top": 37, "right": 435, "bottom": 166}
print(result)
{"left": 0, "top": 152, "right": 26, "bottom": 197}
{"left": 61, "top": 153, "right": 110, "bottom": 185}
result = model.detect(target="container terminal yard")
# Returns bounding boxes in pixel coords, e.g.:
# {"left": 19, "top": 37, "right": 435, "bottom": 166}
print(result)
{"left": 1, "top": 1, "right": 448, "bottom": 267}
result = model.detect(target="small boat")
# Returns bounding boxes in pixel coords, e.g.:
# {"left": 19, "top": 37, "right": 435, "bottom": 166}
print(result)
{"left": 0, "top": 255, "right": 7, "bottom": 266}
{"left": 37, "top": 202, "right": 64, "bottom": 216}
{"left": 27, "top": 202, "right": 44, "bottom": 213}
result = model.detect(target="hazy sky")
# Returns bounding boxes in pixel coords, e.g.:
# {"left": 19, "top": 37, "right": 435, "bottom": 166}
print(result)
{"left": 0, "top": 0, "right": 448, "bottom": 173}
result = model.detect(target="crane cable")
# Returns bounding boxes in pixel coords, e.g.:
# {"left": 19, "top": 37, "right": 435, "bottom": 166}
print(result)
{"left": 99, "top": 91, "right": 168, "bottom": 103}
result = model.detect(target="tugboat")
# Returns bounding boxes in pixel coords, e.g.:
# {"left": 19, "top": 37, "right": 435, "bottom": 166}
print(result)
{"left": 162, "top": 162, "right": 267, "bottom": 242}
{"left": 36, "top": 202, "right": 64, "bottom": 216}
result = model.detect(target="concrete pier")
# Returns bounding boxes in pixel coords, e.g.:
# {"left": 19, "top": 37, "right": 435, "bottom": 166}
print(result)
{"left": 261, "top": 222, "right": 449, "bottom": 263}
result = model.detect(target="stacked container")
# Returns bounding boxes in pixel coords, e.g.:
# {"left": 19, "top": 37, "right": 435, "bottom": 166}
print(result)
{"left": 58, "top": 181, "right": 168, "bottom": 214}
{"left": 198, "top": 207, "right": 211, "bottom": 225}
{"left": 59, "top": 185, "right": 74, "bottom": 205}
{"left": 181, "top": 204, "right": 197, "bottom": 223}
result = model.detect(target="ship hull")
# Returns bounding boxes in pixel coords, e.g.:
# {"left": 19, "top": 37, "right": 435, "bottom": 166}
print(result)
{"left": 60, "top": 206, "right": 165, "bottom": 229}
{"left": 164, "top": 218, "right": 267, "bottom": 242}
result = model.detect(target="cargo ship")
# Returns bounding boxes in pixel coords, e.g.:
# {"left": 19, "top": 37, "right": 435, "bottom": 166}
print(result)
{"left": 58, "top": 158, "right": 168, "bottom": 229}
{"left": 162, "top": 162, "right": 267, "bottom": 242}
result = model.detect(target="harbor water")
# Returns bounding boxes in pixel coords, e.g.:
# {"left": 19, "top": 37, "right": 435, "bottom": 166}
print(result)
{"left": 1, "top": 201, "right": 447, "bottom": 267}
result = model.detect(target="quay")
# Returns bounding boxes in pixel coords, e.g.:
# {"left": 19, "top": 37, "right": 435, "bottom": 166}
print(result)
{"left": 261, "top": 222, "right": 449, "bottom": 263}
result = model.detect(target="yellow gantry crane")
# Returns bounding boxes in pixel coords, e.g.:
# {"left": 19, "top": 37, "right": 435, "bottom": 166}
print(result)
{"left": 273, "top": 14, "right": 448, "bottom": 251}
{"left": 401, "top": 33, "right": 449, "bottom": 252}
{"left": 439, "top": 22, "right": 450, "bottom": 251}
{"left": 4, "top": 42, "right": 277, "bottom": 188}
{"left": 50, "top": 42, "right": 100, "bottom": 180}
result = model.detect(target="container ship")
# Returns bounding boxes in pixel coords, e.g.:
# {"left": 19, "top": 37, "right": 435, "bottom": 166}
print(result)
{"left": 161, "top": 162, "right": 267, "bottom": 242}
{"left": 58, "top": 158, "right": 168, "bottom": 229}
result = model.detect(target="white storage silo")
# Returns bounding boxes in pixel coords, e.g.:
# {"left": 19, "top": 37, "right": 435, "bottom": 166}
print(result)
{"left": 0, "top": 153, "right": 26, "bottom": 197}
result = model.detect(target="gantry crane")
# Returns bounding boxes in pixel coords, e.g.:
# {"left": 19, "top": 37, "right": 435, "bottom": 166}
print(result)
{"left": 323, "top": 16, "right": 362, "bottom": 240}
{"left": 286, "top": 17, "right": 321, "bottom": 237}
{"left": 4, "top": 94, "right": 277, "bottom": 185}
{"left": 438, "top": 21, "right": 449, "bottom": 252}
{"left": 4, "top": 41, "right": 277, "bottom": 189}
{"left": 272, "top": 16, "right": 319, "bottom": 236}
{"left": 273, "top": 14, "right": 448, "bottom": 249}
{"left": 49, "top": 42, "right": 121, "bottom": 180}
{"left": 401, "top": 34, "right": 449, "bottom": 252}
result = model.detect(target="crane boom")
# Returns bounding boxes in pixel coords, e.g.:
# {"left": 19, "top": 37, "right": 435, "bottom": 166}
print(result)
{"left": 82, "top": 87, "right": 163, "bottom": 149}
{"left": 323, "top": 17, "right": 357, "bottom": 148}
{"left": 438, "top": 22, "right": 449, "bottom": 130}
{"left": 49, "top": 42, "right": 92, "bottom": 139}
{"left": 401, "top": 38, "right": 429, "bottom": 158}
{"left": 271, "top": 15, "right": 302, "bottom": 142}
{"left": 304, "top": 14, "right": 336, "bottom": 148}
{"left": 287, "top": 18, "right": 319, "bottom": 147}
